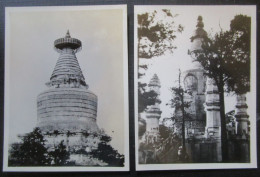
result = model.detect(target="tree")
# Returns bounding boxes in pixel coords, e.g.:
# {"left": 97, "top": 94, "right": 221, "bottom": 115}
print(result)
{"left": 190, "top": 15, "right": 251, "bottom": 162}
{"left": 225, "top": 15, "right": 251, "bottom": 94}
{"left": 90, "top": 135, "right": 124, "bottom": 167}
{"left": 138, "top": 83, "right": 158, "bottom": 113}
{"left": 8, "top": 128, "right": 50, "bottom": 166}
{"left": 159, "top": 124, "right": 171, "bottom": 140}
{"left": 168, "top": 70, "right": 191, "bottom": 158}
{"left": 138, "top": 9, "right": 183, "bottom": 59}
{"left": 137, "top": 9, "right": 184, "bottom": 114}
{"left": 138, "top": 117, "right": 146, "bottom": 137}
{"left": 49, "top": 140, "right": 70, "bottom": 166}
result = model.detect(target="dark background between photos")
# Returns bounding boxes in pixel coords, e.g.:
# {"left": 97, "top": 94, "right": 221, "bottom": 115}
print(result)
{"left": 0, "top": 0, "right": 259, "bottom": 176}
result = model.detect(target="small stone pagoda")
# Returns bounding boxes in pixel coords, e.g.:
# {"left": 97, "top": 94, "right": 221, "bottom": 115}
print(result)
{"left": 144, "top": 74, "right": 162, "bottom": 143}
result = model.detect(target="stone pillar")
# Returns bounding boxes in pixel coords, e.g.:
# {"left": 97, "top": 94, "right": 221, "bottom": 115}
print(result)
{"left": 205, "top": 78, "right": 221, "bottom": 139}
{"left": 144, "top": 74, "right": 162, "bottom": 143}
{"left": 235, "top": 94, "right": 249, "bottom": 136}
{"left": 146, "top": 106, "right": 160, "bottom": 133}
{"left": 232, "top": 94, "right": 250, "bottom": 162}
{"left": 203, "top": 77, "right": 222, "bottom": 162}
{"left": 145, "top": 105, "right": 161, "bottom": 143}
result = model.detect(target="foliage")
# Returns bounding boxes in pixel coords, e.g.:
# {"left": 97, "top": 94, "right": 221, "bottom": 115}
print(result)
{"left": 100, "top": 134, "right": 111, "bottom": 142}
{"left": 168, "top": 70, "right": 192, "bottom": 151}
{"left": 138, "top": 85, "right": 158, "bottom": 113}
{"left": 49, "top": 140, "right": 70, "bottom": 166}
{"left": 9, "top": 128, "right": 126, "bottom": 167}
{"left": 90, "top": 135, "right": 124, "bottom": 167}
{"left": 159, "top": 124, "right": 171, "bottom": 140}
{"left": 138, "top": 117, "right": 146, "bottom": 138}
{"left": 168, "top": 70, "right": 192, "bottom": 114}
{"left": 8, "top": 128, "right": 51, "bottom": 166}
{"left": 225, "top": 110, "right": 236, "bottom": 124}
{"left": 226, "top": 15, "right": 251, "bottom": 94}
{"left": 53, "top": 130, "right": 59, "bottom": 136}
{"left": 138, "top": 9, "right": 183, "bottom": 59}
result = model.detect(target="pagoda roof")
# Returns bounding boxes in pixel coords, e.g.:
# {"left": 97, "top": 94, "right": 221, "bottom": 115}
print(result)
{"left": 148, "top": 74, "right": 161, "bottom": 87}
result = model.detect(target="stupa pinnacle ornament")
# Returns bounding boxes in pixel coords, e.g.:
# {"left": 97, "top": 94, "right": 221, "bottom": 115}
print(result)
{"left": 37, "top": 31, "right": 98, "bottom": 133}
{"left": 189, "top": 16, "right": 208, "bottom": 69}
{"left": 190, "top": 16, "right": 208, "bottom": 49}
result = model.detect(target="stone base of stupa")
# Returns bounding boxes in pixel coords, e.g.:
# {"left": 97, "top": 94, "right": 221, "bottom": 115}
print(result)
{"left": 44, "top": 130, "right": 102, "bottom": 150}
{"left": 37, "top": 87, "right": 99, "bottom": 133}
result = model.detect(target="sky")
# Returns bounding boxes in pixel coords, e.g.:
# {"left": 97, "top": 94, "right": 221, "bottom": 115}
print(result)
{"left": 136, "top": 5, "right": 256, "bottom": 121}
{"left": 5, "top": 6, "right": 127, "bottom": 154}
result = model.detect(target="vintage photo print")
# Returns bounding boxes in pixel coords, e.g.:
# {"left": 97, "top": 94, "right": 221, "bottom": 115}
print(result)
{"left": 134, "top": 5, "right": 256, "bottom": 170}
{"left": 4, "top": 5, "right": 129, "bottom": 171}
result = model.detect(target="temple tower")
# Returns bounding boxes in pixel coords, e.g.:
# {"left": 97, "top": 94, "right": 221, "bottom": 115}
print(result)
{"left": 145, "top": 74, "right": 162, "bottom": 143}
{"left": 37, "top": 31, "right": 99, "bottom": 133}
{"left": 182, "top": 16, "right": 207, "bottom": 136}
{"left": 183, "top": 16, "right": 222, "bottom": 162}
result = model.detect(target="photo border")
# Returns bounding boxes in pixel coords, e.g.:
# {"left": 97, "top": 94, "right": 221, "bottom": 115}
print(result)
{"left": 3, "top": 4, "right": 129, "bottom": 172}
{"left": 134, "top": 5, "right": 257, "bottom": 171}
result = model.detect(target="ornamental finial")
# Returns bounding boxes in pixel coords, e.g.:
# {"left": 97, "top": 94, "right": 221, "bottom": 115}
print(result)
{"left": 196, "top": 16, "right": 204, "bottom": 28}
{"left": 65, "top": 30, "right": 71, "bottom": 38}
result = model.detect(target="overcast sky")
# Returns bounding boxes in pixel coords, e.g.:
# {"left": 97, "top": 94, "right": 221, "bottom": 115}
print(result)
{"left": 136, "top": 5, "right": 256, "bottom": 121}
{"left": 6, "top": 6, "right": 127, "bottom": 154}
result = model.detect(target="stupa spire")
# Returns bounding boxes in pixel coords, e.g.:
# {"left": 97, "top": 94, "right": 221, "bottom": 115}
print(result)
{"left": 46, "top": 31, "right": 87, "bottom": 88}
{"left": 188, "top": 15, "right": 208, "bottom": 69}
{"left": 190, "top": 15, "right": 207, "bottom": 43}
{"left": 65, "top": 30, "right": 71, "bottom": 38}
{"left": 196, "top": 16, "right": 204, "bottom": 28}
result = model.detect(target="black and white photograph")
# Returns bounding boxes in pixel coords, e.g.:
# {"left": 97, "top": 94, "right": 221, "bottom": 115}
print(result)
{"left": 3, "top": 5, "right": 129, "bottom": 171}
{"left": 135, "top": 5, "right": 256, "bottom": 170}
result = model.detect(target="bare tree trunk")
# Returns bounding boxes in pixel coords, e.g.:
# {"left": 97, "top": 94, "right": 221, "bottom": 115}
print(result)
{"left": 181, "top": 95, "right": 186, "bottom": 151}
{"left": 179, "top": 70, "right": 186, "bottom": 152}
{"left": 218, "top": 79, "right": 228, "bottom": 162}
